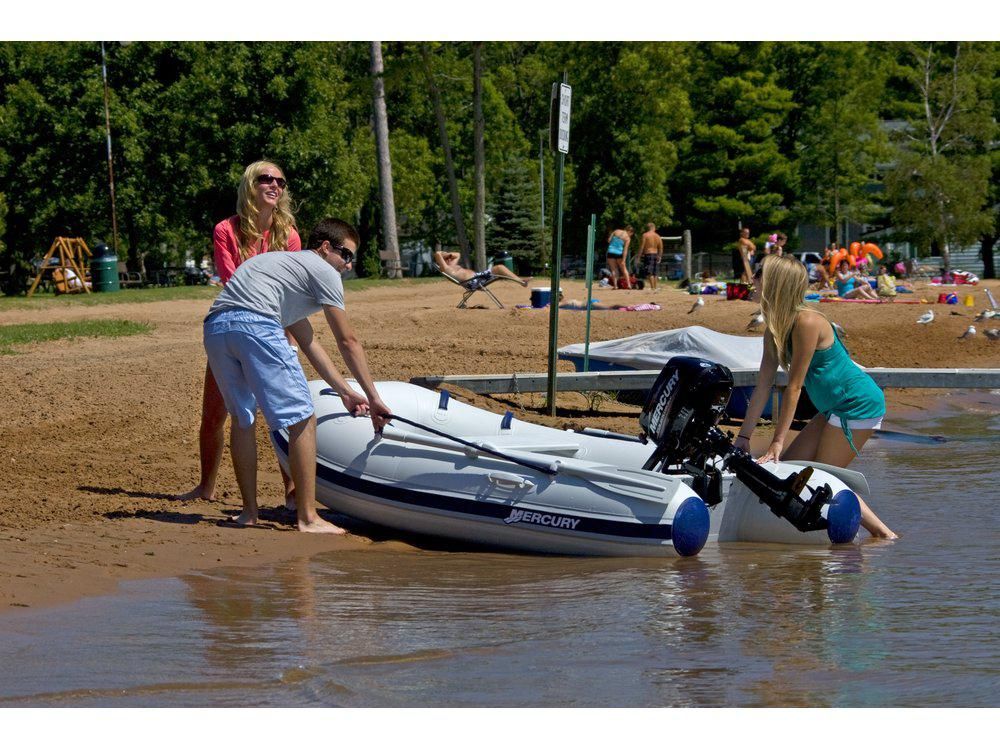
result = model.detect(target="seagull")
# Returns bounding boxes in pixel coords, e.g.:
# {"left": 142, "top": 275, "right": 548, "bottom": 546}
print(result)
{"left": 746, "top": 313, "right": 765, "bottom": 331}
{"left": 957, "top": 325, "right": 976, "bottom": 341}
{"left": 984, "top": 328, "right": 1000, "bottom": 341}
{"left": 916, "top": 310, "right": 935, "bottom": 324}
{"left": 832, "top": 321, "right": 848, "bottom": 338}
{"left": 687, "top": 297, "right": 704, "bottom": 314}
{"left": 974, "top": 310, "right": 996, "bottom": 322}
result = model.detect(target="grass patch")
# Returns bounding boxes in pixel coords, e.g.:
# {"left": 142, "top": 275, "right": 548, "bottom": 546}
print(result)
{"left": 0, "top": 276, "right": 440, "bottom": 311}
{"left": 0, "top": 285, "right": 220, "bottom": 311}
{"left": 0, "top": 319, "right": 154, "bottom": 354}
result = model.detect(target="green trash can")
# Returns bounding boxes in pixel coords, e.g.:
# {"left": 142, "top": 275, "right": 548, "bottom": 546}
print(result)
{"left": 90, "top": 244, "right": 120, "bottom": 293}
{"left": 492, "top": 251, "right": 514, "bottom": 272}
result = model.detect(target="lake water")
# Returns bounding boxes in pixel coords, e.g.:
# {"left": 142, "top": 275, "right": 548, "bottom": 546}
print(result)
{"left": 1, "top": 393, "right": 997, "bottom": 707}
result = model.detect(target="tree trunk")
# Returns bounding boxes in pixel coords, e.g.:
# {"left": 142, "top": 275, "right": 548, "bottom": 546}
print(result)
{"left": 420, "top": 43, "right": 471, "bottom": 267}
{"left": 472, "top": 43, "right": 486, "bottom": 272}
{"left": 938, "top": 195, "right": 951, "bottom": 276}
{"left": 833, "top": 187, "right": 841, "bottom": 247}
{"left": 370, "top": 42, "right": 402, "bottom": 278}
{"left": 981, "top": 234, "right": 996, "bottom": 279}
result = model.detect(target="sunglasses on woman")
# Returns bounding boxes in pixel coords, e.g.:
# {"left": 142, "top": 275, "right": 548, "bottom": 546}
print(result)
{"left": 256, "top": 174, "right": 287, "bottom": 189}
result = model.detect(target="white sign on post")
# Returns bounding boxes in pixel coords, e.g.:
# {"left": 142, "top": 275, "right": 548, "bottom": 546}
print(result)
{"left": 557, "top": 83, "right": 572, "bottom": 154}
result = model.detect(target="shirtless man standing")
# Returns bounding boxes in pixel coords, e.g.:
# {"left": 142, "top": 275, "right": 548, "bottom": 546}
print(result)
{"left": 639, "top": 223, "right": 664, "bottom": 291}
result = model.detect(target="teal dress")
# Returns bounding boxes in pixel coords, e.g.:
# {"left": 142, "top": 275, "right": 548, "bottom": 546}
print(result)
{"left": 799, "top": 323, "right": 885, "bottom": 454}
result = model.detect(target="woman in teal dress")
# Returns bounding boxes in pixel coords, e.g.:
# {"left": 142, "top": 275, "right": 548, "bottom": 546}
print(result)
{"left": 735, "top": 255, "right": 897, "bottom": 539}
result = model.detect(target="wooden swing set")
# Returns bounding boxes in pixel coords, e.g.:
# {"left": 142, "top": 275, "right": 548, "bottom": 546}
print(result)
{"left": 27, "top": 237, "right": 93, "bottom": 297}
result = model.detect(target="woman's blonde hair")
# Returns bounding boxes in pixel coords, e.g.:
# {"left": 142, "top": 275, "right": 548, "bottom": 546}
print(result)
{"left": 235, "top": 160, "right": 296, "bottom": 262}
{"left": 760, "top": 254, "right": 824, "bottom": 370}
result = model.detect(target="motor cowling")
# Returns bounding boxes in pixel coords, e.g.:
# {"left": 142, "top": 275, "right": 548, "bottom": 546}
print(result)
{"left": 639, "top": 356, "right": 734, "bottom": 470}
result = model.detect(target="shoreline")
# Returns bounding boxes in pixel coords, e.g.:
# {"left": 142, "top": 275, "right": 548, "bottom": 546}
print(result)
{"left": 2, "top": 278, "right": 998, "bottom": 614}
{"left": 3, "top": 386, "right": 993, "bottom": 614}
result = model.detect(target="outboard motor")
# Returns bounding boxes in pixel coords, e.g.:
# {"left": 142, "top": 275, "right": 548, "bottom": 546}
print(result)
{"left": 639, "top": 356, "right": 860, "bottom": 543}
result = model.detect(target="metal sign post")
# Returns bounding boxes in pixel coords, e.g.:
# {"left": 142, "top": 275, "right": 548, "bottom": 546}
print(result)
{"left": 583, "top": 214, "right": 596, "bottom": 371}
{"left": 546, "top": 75, "right": 570, "bottom": 416}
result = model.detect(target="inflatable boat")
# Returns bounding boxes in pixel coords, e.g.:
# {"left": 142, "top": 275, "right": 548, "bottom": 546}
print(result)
{"left": 271, "top": 358, "right": 863, "bottom": 557}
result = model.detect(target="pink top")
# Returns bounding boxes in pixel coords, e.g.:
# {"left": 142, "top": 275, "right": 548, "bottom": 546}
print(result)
{"left": 213, "top": 215, "right": 302, "bottom": 283}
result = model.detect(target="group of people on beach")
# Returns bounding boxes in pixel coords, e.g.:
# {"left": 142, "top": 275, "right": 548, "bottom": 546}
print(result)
{"left": 178, "top": 166, "right": 895, "bottom": 540}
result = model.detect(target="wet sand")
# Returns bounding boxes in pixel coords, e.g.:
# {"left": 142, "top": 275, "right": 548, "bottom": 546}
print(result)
{"left": 2, "top": 276, "right": 998, "bottom": 611}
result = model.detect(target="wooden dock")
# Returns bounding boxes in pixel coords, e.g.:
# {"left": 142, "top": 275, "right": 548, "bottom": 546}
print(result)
{"left": 410, "top": 367, "right": 1000, "bottom": 394}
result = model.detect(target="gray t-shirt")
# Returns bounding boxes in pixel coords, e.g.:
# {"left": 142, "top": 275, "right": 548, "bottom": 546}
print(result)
{"left": 207, "top": 250, "right": 345, "bottom": 327}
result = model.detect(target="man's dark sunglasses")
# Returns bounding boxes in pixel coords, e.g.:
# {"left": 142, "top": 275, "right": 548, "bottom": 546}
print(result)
{"left": 256, "top": 174, "right": 287, "bottom": 189}
{"left": 331, "top": 245, "right": 354, "bottom": 264}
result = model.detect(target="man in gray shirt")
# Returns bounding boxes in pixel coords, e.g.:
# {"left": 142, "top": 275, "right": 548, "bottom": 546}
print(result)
{"left": 204, "top": 218, "right": 390, "bottom": 534}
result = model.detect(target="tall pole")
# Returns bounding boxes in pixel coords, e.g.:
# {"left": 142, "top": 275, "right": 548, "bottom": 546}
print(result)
{"left": 545, "top": 73, "right": 569, "bottom": 416}
{"left": 583, "top": 214, "right": 596, "bottom": 372}
{"left": 100, "top": 42, "right": 119, "bottom": 256}
{"left": 539, "top": 131, "right": 545, "bottom": 231}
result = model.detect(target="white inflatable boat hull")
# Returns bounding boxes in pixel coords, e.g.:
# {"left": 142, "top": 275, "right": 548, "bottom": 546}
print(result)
{"left": 271, "top": 381, "right": 859, "bottom": 555}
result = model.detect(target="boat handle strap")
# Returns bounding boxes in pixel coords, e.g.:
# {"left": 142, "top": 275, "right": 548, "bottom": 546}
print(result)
{"left": 488, "top": 472, "right": 536, "bottom": 490}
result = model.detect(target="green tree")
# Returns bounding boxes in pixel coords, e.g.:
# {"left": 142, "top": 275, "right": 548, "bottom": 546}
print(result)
{"left": 977, "top": 42, "right": 1000, "bottom": 279}
{"left": 0, "top": 42, "right": 112, "bottom": 285}
{"left": 883, "top": 42, "right": 996, "bottom": 272}
{"left": 487, "top": 157, "right": 546, "bottom": 268}
{"left": 778, "top": 42, "right": 890, "bottom": 245}
{"left": 536, "top": 42, "right": 689, "bottom": 252}
{"left": 672, "top": 42, "right": 796, "bottom": 251}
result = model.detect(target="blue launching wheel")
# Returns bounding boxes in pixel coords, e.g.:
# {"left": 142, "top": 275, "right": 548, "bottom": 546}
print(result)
{"left": 671, "top": 496, "right": 711, "bottom": 557}
{"left": 826, "top": 489, "right": 862, "bottom": 544}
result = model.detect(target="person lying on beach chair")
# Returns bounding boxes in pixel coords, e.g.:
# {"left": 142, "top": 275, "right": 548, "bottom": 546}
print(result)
{"left": 433, "top": 251, "right": 529, "bottom": 309}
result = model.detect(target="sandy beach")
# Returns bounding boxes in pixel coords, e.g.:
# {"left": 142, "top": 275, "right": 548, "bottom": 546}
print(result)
{"left": 2, "top": 276, "right": 998, "bottom": 612}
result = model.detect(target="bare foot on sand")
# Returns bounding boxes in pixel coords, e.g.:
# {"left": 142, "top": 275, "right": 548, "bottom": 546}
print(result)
{"left": 175, "top": 485, "right": 216, "bottom": 502}
{"left": 284, "top": 490, "right": 297, "bottom": 512}
{"left": 228, "top": 511, "right": 259, "bottom": 526}
{"left": 298, "top": 516, "right": 347, "bottom": 534}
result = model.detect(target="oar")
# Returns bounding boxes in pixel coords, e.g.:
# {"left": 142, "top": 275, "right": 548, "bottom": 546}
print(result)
{"left": 386, "top": 413, "right": 559, "bottom": 476}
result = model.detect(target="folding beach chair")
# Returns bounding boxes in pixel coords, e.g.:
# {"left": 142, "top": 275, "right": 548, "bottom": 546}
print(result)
{"left": 437, "top": 267, "right": 520, "bottom": 309}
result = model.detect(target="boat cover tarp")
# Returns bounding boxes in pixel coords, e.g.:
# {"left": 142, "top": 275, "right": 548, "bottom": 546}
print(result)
{"left": 558, "top": 325, "right": 769, "bottom": 371}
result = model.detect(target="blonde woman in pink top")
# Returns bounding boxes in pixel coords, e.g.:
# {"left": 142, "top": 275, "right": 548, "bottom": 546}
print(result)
{"left": 178, "top": 161, "right": 302, "bottom": 505}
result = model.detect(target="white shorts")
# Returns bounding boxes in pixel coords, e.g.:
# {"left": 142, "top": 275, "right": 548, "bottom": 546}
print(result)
{"left": 827, "top": 414, "right": 883, "bottom": 431}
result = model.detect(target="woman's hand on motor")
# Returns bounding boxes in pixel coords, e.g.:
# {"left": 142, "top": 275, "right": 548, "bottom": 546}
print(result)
{"left": 733, "top": 435, "right": 751, "bottom": 452}
{"left": 756, "top": 440, "right": 783, "bottom": 464}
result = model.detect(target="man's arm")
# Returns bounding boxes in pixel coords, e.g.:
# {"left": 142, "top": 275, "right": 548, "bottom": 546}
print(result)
{"left": 322, "top": 305, "right": 390, "bottom": 431}
{"left": 285, "top": 317, "right": 360, "bottom": 406}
